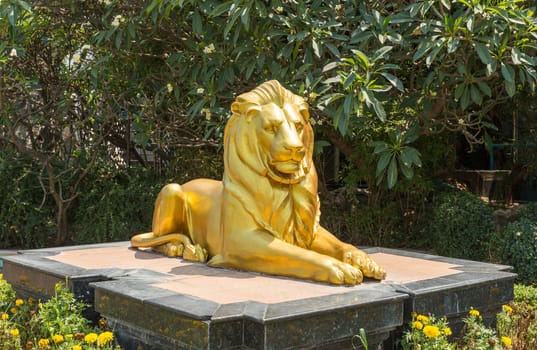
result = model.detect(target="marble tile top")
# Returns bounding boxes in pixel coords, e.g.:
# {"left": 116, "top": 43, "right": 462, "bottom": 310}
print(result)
{"left": 46, "top": 245, "right": 463, "bottom": 304}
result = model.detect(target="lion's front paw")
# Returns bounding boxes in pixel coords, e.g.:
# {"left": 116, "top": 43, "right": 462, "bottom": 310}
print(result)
{"left": 320, "top": 259, "right": 363, "bottom": 285}
{"left": 343, "top": 250, "right": 386, "bottom": 281}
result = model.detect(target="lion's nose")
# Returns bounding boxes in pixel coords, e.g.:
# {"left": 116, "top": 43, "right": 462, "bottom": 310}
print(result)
{"left": 285, "top": 143, "right": 305, "bottom": 159}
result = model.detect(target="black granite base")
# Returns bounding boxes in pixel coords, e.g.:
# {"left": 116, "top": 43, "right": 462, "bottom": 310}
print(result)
{"left": 2, "top": 243, "right": 516, "bottom": 350}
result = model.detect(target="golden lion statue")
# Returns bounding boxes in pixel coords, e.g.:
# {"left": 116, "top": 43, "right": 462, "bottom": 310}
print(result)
{"left": 131, "top": 80, "right": 386, "bottom": 285}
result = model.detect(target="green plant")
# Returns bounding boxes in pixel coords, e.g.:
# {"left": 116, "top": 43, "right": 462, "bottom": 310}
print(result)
{"left": 0, "top": 150, "right": 56, "bottom": 248}
{"left": 501, "top": 218, "right": 537, "bottom": 285}
{"left": 71, "top": 167, "right": 166, "bottom": 244}
{"left": 401, "top": 313, "right": 454, "bottom": 350}
{"left": 352, "top": 328, "right": 369, "bottom": 350}
{"left": 461, "top": 309, "right": 502, "bottom": 350}
{"left": 426, "top": 190, "right": 495, "bottom": 261}
{"left": 514, "top": 284, "right": 537, "bottom": 307}
{"left": 497, "top": 302, "right": 537, "bottom": 350}
{"left": 0, "top": 274, "right": 120, "bottom": 349}
{"left": 370, "top": 125, "right": 422, "bottom": 189}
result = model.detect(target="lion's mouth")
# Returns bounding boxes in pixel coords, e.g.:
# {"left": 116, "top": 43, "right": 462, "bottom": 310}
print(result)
{"left": 266, "top": 160, "right": 306, "bottom": 185}
{"left": 271, "top": 160, "right": 301, "bottom": 174}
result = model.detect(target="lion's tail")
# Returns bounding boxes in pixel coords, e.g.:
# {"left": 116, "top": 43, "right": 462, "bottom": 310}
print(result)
{"left": 130, "top": 232, "right": 208, "bottom": 262}
{"left": 130, "top": 232, "right": 193, "bottom": 248}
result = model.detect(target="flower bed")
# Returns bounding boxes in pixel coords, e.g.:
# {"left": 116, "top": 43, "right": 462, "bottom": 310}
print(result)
{"left": 0, "top": 274, "right": 118, "bottom": 350}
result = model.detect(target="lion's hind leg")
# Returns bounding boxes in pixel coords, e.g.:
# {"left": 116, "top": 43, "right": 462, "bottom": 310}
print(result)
{"left": 131, "top": 232, "right": 208, "bottom": 262}
{"left": 131, "top": 183, "right": 208, "bottom": 262}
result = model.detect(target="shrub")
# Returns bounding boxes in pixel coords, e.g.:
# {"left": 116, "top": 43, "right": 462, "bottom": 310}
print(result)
{"left": 501, "top": 218, "right": 537, "bottom": 285}
{"left": 0, "top": 151, "right": 56, "bottom": 248}
{"left": 426, "top": 190, "right": 495, "bottom": 261}
{"left": 514, "top": 284, "right": 537, "bottom": 307}
{"left": 70, "top": 167, "right": 166, "bottom": 244}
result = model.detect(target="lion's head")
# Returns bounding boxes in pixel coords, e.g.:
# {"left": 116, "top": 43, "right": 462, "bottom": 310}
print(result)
{"left": 223, "top": 80, "right": 319, "bottom": 248}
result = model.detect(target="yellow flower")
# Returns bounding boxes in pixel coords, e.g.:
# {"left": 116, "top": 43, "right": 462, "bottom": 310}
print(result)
{"left": 502, "top": 305, "right": 513, "bottom": 314}
{"left": 53, "top": 334, "right": 65, "bottom": 344}
{"left": 98, "top": 331, "right": 114, "bottom": 346}
{"left": 111, "top": 15, "right": 124, "bottom": 27}
{"left": 15, "top": 299, "right": 24, "bottom": 306}
{"left": 416, "top": 314, "right": 430, "bottom": 324}
{"left": 443, "top": 327, "right": 452, "bottom": 336}
{"left": 1, "top": 313, "right": 8, "bottom": 321}
{"left": 469, "top": 309, "right": 480, "bottom": 317}
{"left": 203, "top": 43, "right": 216, "bottom": 54}
{"left": 501, "top": 336, "right": 512, "bottom": 347}
{"left": 38, "top": 338, "right": 50, "bottom": 348}
{"left": 10, "top": 328, "right": 19, "bottom": 337}
{"left": 85, "top": 332, "right": 98, "bottom": 344}
{"left": 423, "top": 325, "right": 441, "bottom": 339}
{"left": 10, "top": 307, "right": 17, "bottom": 314}
{"left": 72, "top": 346, "right": 82, "bottom": 350}
{"left": 412, "top": 321, "right": 424, "bottom": 330}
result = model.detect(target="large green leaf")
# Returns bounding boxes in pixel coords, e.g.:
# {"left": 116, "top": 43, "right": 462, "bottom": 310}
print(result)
{"left": 501, "top": 62, "right": 515, "bottom": 83}
{"left": 387, "top": 157, "right": 398, "bottom": 189}
{"left": 475, "top": 42, "right": 493, "bottom": 65}
{"left": 376, "top": 152, "right": 392, "bottom": 178}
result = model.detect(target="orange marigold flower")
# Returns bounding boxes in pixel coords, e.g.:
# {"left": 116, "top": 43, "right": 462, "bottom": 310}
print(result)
{"left": 423, "top": 325, "right": 441, "bottom": 339}
{"left": 412, "top": 321, "right": 424, "bottom": 330}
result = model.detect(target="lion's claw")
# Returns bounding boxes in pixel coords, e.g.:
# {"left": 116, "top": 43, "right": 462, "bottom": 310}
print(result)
{"left": 343, "top": 250, "right": 386, "bottom": 281}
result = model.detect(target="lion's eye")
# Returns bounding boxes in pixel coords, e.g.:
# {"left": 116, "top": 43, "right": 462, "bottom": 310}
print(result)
{"left": 265, "top": 124, "right": 279, "bottom": 133}
{"left": 294, "top": 122, "right": 304, "bottom": 133}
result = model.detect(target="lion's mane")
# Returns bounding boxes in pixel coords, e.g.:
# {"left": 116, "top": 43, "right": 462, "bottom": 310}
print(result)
{"left": 222, "top": 80, "right": 320, "bottom": 248}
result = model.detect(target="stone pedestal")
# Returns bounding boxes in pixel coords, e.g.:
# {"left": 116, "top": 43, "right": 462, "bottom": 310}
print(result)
{"left": 2, "top": 243, "right": 515, "bottom": 350}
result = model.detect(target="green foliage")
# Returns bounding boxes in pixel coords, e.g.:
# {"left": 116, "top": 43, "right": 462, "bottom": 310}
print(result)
{"left": 371, "top": 125, "right": 422, "bottom": 189}
{"left": 37, "top": 282, "right": 91, "bottom": 337}
{"left": 0, "top": 276, "right": 119, "bottom": 349}
{"left": 514, "top": 284, "right": 537, "bottom": 307}
{"left": 71, "top": 167, "right": 166, "bottom": 244}
{"left": 0, "top": 150, "right": 56, "bottom": 248}
{"left": 321, "top": 176, "right": 433, "bottom": 248}
{"left": 501, "top": 217, "right": 537, "bottom": 285}
{"left": 402, "top": 313, "right": 454, "bottom": 350}
{"left": 461, "top": 310, "right": 501, "bottom": 350}
{"left": 1, "top": 0, "right": 536, "bottom": 243}
{"left": 426, "top": 190, "right": 495, "bottom": 260}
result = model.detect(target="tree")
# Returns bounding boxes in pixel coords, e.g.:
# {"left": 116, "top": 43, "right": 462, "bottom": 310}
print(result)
{"left": 1, "top": 0, "right": 536, "bottom": 244}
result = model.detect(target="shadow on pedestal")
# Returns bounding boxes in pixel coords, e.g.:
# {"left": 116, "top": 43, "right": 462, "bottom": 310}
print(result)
{"left": 2, "top": 243, "right": 515, "bottom": 350}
